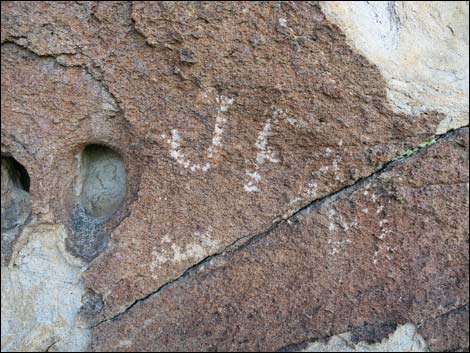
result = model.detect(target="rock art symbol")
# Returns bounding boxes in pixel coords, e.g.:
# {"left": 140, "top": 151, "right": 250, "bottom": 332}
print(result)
{"left": 164, "top": 95, "right": 234, "bottom": 172}
{"left": 244, "top": 108, "right": 283, "bottom": 192}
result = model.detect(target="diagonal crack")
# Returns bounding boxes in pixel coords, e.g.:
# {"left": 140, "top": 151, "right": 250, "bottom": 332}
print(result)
{"left": 92, "top": 125, "right": 469, "bottom": 328}
{"left": 417, "top": 303, "right": 469, "bottom": 328}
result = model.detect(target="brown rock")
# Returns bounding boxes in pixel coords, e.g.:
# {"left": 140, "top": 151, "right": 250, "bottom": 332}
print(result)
{"left": 418, "top": 304, "right": 469, "bottom": 352}
{"left": 91, "top": 129, "right": 469, "bottom": 351}
{"left": 1, "top": 2, "right": 468, "bottom": 351}
{"left": 1, "top": 2, "right": 444, "bottom": 321}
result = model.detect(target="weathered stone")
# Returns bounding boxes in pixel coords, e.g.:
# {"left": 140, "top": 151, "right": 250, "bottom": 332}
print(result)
{"left": 285, "top": 323, "right": 428, "bottom": 352}
{"left": 0, "top": 1, "right": 448, "bottom": 321}
{"left": 1, "top": 224, "right": 89, "bottom": 352}
{"left": 418, "top": 304, "right": 469, "bottom": 353}
{"left": 1, "top": 156, "right": 30, "bottom": 266}
{"left": 320, "top": 2, "right": 469, "bottom": 134}
{"left": 91, "top": 129, "right": 469, "bottom": 351}
{"left": 1, "top": 1, "right": 468, "bottom": 351}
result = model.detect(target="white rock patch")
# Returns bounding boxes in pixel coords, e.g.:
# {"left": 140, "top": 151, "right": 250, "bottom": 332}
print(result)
{"left": 299, "top": 323, "right": 428, "bottom": 352}
{"left": 320, "top": 1, "right": 469, "bottom": 135}
{"left": 1, "top": 224, "right": 89, "bottom": 352}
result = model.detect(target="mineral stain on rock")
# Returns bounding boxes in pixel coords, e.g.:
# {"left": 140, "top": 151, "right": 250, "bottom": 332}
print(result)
{"left": 67, "top": 144, "right": 126, "bottom": 261}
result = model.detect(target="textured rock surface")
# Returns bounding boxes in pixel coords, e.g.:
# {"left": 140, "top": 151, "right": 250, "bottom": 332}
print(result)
{"left": 1, "top": 225, "right": 89, "bottom": 352}
{"left": 1, "top": 1, "right": 469, "bottom": 352}
{"left": 292, "top": 323, "right": 428, "bottom": 352}
{"left": 91, "top": 128, "right": 469, "bottom": 351}
{"left": 320, "top": 1, "right": 469, "bottom": 134}
{"left": 418, "top": 304, "right": 469, "bottom": 352}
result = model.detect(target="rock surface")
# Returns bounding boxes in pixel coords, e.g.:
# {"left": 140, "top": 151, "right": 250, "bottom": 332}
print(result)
{"left": 320, "top": 1, "right": 469, "bottom": 134}
{"left": 1, "top": 224, "right": 89, "bottom": 352}
{"left": 91, "top": 128, "right": 469, "bottom": 352}
{"left": 291, "top": 323, "right": 428, "bottom": 352}
{"left": 1, "top": 156, "right": 30, "bottom": 266}
{"left": 1, "top": 1, "right": 469, "bottom": 352}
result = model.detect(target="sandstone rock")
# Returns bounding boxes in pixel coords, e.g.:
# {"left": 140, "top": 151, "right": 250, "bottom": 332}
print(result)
{"left": 320, "top": 1, "right": 469, "bottom": 134}
{"left": 1, "top": 225, "right": 89, "bottom": 352}
{"left": 91, "top": 129, "right": 469, "bottom": 351}
{"left": 0, "top": 0, "right": 445, "bottom": 321}
{"left": 1, "top": 2, "right": 468, "bottom": 352}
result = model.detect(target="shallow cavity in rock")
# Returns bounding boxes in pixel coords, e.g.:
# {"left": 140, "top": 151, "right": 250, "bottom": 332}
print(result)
{"left": 68, "top": 145, "right": 126, "bottom": 261}
{"left": 1, "top": 156, "right": 31, "bottom": 266}
{"left": 79, "top": 144, "right": 126, "bottom": 218}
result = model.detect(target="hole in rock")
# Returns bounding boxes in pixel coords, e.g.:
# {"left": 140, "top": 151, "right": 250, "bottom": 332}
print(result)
{"left": 1, "top": 156, "right": 30, "bottom": 192}
{"left": 69, "top": 144, "right": 127, "bottom": 261}
{"left": 79, "top": 144, "right": 126, "bottom": 218}
{"left": 1, "top": 156, "right": 31, "bottom": 265}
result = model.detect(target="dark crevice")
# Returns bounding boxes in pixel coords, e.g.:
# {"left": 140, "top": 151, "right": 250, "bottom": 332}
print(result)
{"left": 92, "top": 125, "right": 469, "bottom": 328}
{"left": 2, "top": 156, "right": 30, "bottom": 192}
{"left": 1, "top": 155, "right": 32, "bottom": 266}
{"left": 278, "top": 303, "right": 470, "bottom": 352}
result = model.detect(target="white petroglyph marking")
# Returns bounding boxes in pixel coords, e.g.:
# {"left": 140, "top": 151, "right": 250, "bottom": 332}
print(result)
{"left": 328, "top": 239, "right": 352, "bottom": 255}
{"left": 328, "top": 209, "right": 337, "bottom": 232}
{"left": 166, "top": 95, "right": 234, "bottom": 172}
{"left": 207, "top": 116, "right": 226, "bottom": 158}
{"left": 217, "top": 95, "right": 235, "bottom": 112}
{"left": 289, "top": 197, "right": 305, "bottom": 205}
{"left": 255, "top": 119, "right": 279, "bottom": 165}
{"left": 244, "top": 171, "right": 261, "bottom": 193}
{"left": 278, "top": 18, "right": 288, "bottom": 27}
{"left": 150, "top": 227, "right": 220, "bottom": 272}
{"left": 244, "top": 108, "right": 284, "bottom": 193}
{"left": 326, "top": 208, "right": 354, "bottom": 255}
{"left": 306, "top": 181, "right": 318, "bottom": 198}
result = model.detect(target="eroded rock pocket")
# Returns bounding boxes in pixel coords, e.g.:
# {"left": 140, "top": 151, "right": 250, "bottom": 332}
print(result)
{"left": 69, "top": 145, "right": 126, "bottom": 261}
{"left": 1, "top": 156, "right": 31, "bottom": 266}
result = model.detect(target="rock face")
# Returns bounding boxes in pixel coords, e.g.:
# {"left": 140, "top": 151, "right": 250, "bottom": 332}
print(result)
{"left": 1, "top": 156, "right": 30, "bottom": 266}
{"left": 91, "top": 128, "right": 469, "bottom": 352}
{"left": 320, "top": 1, "right": 469, "bottom": 134}
{"left": 1, "top": 2, "right": 468, "bottom": 352}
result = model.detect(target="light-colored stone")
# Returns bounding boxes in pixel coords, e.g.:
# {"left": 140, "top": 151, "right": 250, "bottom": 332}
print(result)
{"left": 1, "top": 2, "right": 468, "bottom": 352}
{"left": 1, "top": 224, "right": 89, "bottom": 352}
{"left": 320, "top": 1, "right": 469, "bottom": 134}
{"left": 299, "top": 323, "right": 428, "bottom": 352}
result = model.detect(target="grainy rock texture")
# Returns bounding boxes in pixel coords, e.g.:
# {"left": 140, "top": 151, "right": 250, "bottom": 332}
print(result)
{"left": 91, "top": 128, "right": 469, "bottom": 352}
{"left": 1, "top": 1, "right": 469, "bottom": 352}
{"left": 291, "top": 323, "right": 428, "bottom": 352}
{"left": 320, "top": 1, "right": 469, "bottom": 134}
